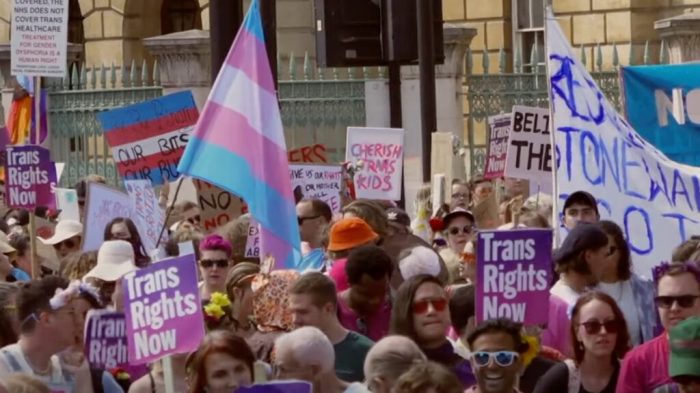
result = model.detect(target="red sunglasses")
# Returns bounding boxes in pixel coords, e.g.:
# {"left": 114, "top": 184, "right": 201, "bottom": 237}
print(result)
{"left": 412, "top": 298, "right": 448, "bottom": 314}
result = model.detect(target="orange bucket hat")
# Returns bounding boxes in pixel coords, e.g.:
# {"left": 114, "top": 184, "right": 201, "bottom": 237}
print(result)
{"left": 327, "top": 217, "right": 379, "bottom": 252}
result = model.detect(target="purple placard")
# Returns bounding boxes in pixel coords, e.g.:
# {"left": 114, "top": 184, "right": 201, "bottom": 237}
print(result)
{"left": 236, "top": 381, "right": 312, "bottom": 393}
{"left": 123, "top": 254, "right": 204, "bottom": 364}
{"left": 4, "top": 145, "right": 57, "bottom": 209}
{"left": 476, "top": 229, "right": 553, "bottom": 325}
{"left": 483, "top": 114, "right": 511, "bottom": 180}
{"left": 84, "top": 310, "right": 129, "bottom": 369}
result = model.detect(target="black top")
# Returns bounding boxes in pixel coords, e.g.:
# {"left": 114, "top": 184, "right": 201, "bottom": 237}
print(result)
{"left": 532, "top": 361, "right": 620, "bottom": 393}
{"left": 520, "top": 356, "right": 559, "bottom": 393}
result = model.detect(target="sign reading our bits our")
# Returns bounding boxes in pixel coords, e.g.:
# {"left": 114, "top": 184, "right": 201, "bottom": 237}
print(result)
{"left": 289, "top": 164, "right": 343, "bottom": 214}
{"left": 504, "top": 106, "right": 552, "bottom": 183}
{"left": 476, "top": 229, "right": 552, "bottom": 325}
{"left": 84, "top": 310, "right": 129, "bottom": 369}
{"left": 484, "top": 114, "right": 511, "bottom": 180}
{"left": 346, "top": 127, "right": 404, "bottom": 201}
{"left": 4, "top": 145, "right": 57, "bottom": 210}
{"left": 11, "top": 0, "right": 69, "bottom": 77}
{"left": 123, "top": 254, "right": 204, "bottom": 364}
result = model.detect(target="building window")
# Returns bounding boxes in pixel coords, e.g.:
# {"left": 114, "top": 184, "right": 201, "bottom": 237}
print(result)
{"left": 161, "top": 0, "right": 203, "bottom": 35}
{"left": 512, "top": 0, "right": 545, "bottom": 71}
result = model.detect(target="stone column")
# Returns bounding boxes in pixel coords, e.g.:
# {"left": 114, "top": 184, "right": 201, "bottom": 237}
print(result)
{"left": 142, "top": 29, "right": 212, "bottom": 110}
{"left": 655, "top": 14, "right": 700, "bottom": 64}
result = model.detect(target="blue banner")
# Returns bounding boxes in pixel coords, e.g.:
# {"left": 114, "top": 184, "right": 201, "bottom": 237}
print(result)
{"left": 622, "top": 63, "right": 700, "bottom": 166}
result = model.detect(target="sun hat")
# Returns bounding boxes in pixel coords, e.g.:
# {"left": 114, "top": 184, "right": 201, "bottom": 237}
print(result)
{"left": 398, "top": 246, "right": 441, "bottom": 279}
{"left": 327, "top": 217, "right": 379, "bottom": 252}
{"left": 442, "top": 208, "right": 475, "bottom": 229}
{"left": 39, "top": 220, "right": 83, "bottom": 246}
{"left": 83, "top": 240, "right": 137, "bottom": 282}
{"left": 669, "top": 316, "right": 700, "bottom": 378}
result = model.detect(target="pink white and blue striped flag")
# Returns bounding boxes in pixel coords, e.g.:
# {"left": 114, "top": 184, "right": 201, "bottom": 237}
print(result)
{"left": 177, "top": 0, "right": 301, "bottom": 269}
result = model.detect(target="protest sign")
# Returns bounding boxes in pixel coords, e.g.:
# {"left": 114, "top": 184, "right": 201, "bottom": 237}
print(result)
{"left": 97, "top": 91, "right": 198, "bottom": 186}
{"left": 82, "top": 183, "right": 132, "bottom": 252}
{"left": 245, "top": 219, "right": 260, "bottom": 259}
{"left": 288, "top": 143, "right": 328, "bottom": 163}
{"left": 11, "top": 0, "right": 69, "bottom": 77}
{"left": 125, "top": 180, "right": 166, "bottom": 252}
{"left": 123, "top": 254, "right": 204, "bottom": 364}
{"left": 236, "top": 382, "right": 312, "bottom": 393}
{"left": 484, "top": 114, "right": 512, "bottom": 180}
{"left": 84, "top": 310, "right": 129, "bottom": 369}
{"left": 289, "top": 164, "right": 342, "bottom": 214}
{"left": 476, "top": 229, "right": 552, "bottom": 324}
{"left": 4, "top": 145, "right": 57, "bottom": 210}
{"left": 621, "top": 63, "right": 700, "bottom": 166}
{"left": 55, "top": 188, "right": 79, "bottom": 221}
{"left": 546, "top": 11, "right": 700, "bottom": 275}
{"left": 194, "top": 179, "right": 243, "bottom": 232}
{"left": 346, "top": 127, "right": 404, "bottom": 200}
{"left": 504, "top": 106, "right": 552, "bottom": 184}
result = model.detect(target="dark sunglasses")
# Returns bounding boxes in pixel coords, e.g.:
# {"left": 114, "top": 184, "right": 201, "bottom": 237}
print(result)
{"left": 297, "top": 215, "right": 321, "bottom": 225}
{"left": 654, "top": 295, "right": 700, "bottom": 309}
{"left": 448, "top": 225, "right": 474, "bottom": 236}
{"left": 580, "top": 319, "right": 620, "bottom": 335}
{"left": 199, "top": 259, "right": 229, "bottom": 269}
{"left": 53, "top": 239, "right": 76, "bottom": 250}
{"left": 412, "top": 298, "right": 447, "bottom": 314}
{"left": 471, "top": 351, "right": 520, "bottom": 367}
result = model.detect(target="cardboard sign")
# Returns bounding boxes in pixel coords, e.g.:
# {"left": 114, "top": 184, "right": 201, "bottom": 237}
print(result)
{"left": 11, "top": 0, "right": 69, "bottom": 77}
{"left": 289, "top": 164, "right": 342, "bottom": 214}
{"left": 55, "top": 188, "right": 79, "bottom": 221}
{"left": 484, "top": 114, "right": 512, "bottom": 180}
{"left": 125, "top": 180, "right": 166, "bottom": 253}
{"left": 97, "top": 91, "right": 198, "bottom": 186}
{"left": 194, "top": 179, "right": 243, "bottom": 232}
{"left": 4, "top": 145, "right": 57, "bottom": 209}
{"left": 245, "top": 219, "right": 260, "bottom": 259}
{"left": 84, "top": 310, "right": 129, "bottom": 369}
{"left": 288, "top": 144, "right": 328, "bottom": 163}
{"left": 504, "top": 106, "right": 552, "bottom": 183}
{"left": 345, "top": 127, "right": 404, "bottom": 200}
{"left": 123, "top": 254, "right": 204, "bottom": 364}
{"left": 82, "top": 183, "right": 132, "bottom": 252}
{"left": 476, "top": 229, "right": 552, "bottom": 325}
{"left": 236, "top": 382, "right": 312, "bottom": 393}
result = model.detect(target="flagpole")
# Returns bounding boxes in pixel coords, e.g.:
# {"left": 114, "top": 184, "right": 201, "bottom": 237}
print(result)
{"left": 29, "top": 75, "right": 42, "bottom": 278}
{"left": 543, "top": 6, "right": 560, "bottom": 247}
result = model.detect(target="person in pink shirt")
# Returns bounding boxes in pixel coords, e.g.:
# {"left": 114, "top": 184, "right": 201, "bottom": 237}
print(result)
{"left": 616, "top": 261, "right": 700, "bottom": 393}
{"left": 337, "top": 245, "right": 393, "bottom": 341}
{"left": 327, "top": 217, "right": 379, "bottom": 291}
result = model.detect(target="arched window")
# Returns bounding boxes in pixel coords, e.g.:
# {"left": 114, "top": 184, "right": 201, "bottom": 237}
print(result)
{"left": 161, "top": 0, "right": 202, "bottom": 35}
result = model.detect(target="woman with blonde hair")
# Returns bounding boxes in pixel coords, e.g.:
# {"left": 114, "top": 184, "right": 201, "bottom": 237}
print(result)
{"left": 61, "top": 251, "right": 98, "bottom": 281}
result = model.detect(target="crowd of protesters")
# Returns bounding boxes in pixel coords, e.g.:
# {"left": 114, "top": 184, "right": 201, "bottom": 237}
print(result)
{"left": 0, "top": 174, "right": 698, "bottom": 393}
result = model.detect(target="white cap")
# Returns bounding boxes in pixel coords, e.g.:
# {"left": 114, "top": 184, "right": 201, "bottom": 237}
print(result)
{"left": 83, "top": 240, "right": 137, "bottom": 282}
{"left": 398, "top": 246, "right": 441, "bottom": 280}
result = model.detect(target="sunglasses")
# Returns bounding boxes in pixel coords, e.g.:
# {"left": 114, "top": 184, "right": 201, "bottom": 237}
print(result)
{"left": 199, "top": 259, "right": 229, "bottom": 269}
{"left": 471, "top": 351, "right": 520, "bottom": 368}
{"left": 448, "top": 225, "right": 474, "bottom": 236}
{"left": 580, "top": 319, "right": 620, "bottom": 335}
{"left": 297, "top": 215, "right": 321, "bottom": 225}
{"left": 53, "top": 239, "right": 75, "bottom": 250}
{"left": 412, "top": 298, "right": 447, "bottom": 314}
{"left": 654, "top": 295, "right": 700, "bottom": 309}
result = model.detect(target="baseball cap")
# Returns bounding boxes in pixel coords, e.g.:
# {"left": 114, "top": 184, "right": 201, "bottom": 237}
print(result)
{"left": 553, "top": 223, "right": 608, "bottom": 265}
{"left": 387, "top": 207, "right": 411, "bottom": 228}
{"left": 327, "top": 217, "right": 379, "bottom": 252}
{"left": 563, "top": 191, "right": 599, "bottom": 216}
{"left": 443, "top": 208, "right": 475, "bottom": 228}
{"left": 670, "top": 317, "right": 700, "bottom": 378}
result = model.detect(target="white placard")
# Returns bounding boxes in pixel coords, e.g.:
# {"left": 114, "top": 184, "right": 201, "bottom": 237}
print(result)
{"left": 289, "top": 164, "right": 343, "bottom": 214}
{"left": 55, "top": 188, "right": 79, "bottom": 221}
{"left": 504, "top": 106, "right": 553, "bottom": 184}
{"left": 345, "top": 127, "right": 404, "bottom": 201}
{"left": 11, "top": 0, "right": 69, "bottom": 77}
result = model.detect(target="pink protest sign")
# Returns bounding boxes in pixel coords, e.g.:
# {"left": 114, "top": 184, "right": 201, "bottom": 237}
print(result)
{"left": 484, "top": 114, "right": 511, "bottom": 180}
{"left": 84, "top": 310, "right": 129, "bottom": 369}
{"left": 476, "top": 228, "right": 553, "bottom": 325}
{"left": 4, "top": 145, "right": 57, "bottom": 210}
{"left": 123, "top": 254, "right": 204, "bottom": 364}
{"left": 345, "top": 127, "right": 404, "bottom": 201}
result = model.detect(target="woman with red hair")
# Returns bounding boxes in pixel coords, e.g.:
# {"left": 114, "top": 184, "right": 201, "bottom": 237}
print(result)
{"left": 186, "top": 330, "right": 255, "bottom": 393}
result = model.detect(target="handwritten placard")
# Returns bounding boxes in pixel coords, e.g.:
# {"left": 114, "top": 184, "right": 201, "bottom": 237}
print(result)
{"left": 84, "top": 310, "right": 129, "bottom": 369}
{"left": 82, "top": 183, "right": 132, "bottom": 252}
{"left": 484, "top": 114, "right": 511, "bottom": 180}
{"left": 345, "top": 127, "right": 404, "bottom": 200}
{"left": 504, "top": 106, "right": 552, "bottom": 184}
{"left": 245, "top": 219, "right": 261, "bottom": 259}
{"left": 123, "top": 254, "right": 204, "bottom": 364}
{"left": 125, "top": 180, "right": 166, "bottom": 253}
{"left": 194, "top": 179, "right": 243, "bottom": 232}
{"left": 288, "top": 144, "right": 328, "bottom": 163}
{"left": 4, "top": 145, "right": 57, "bottom": 210}
{"left": 289, "top": 164, "right": 342, "bottom": 214}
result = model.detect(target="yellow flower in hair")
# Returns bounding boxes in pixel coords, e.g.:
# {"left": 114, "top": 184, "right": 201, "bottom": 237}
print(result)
{"left": 204, "top": 303, "right": 225, "bottom": 320}
{"left": 210, "top": 292, "right": 231, "bottom": 308}
{"left": 520, "top": 334, "right": 540, "bottom": 367}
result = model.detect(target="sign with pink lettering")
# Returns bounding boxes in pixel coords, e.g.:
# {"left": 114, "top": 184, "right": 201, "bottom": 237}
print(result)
{"left": 289, "top": 164, "right": 343, "bottom": 214}
{"left": 476, "top": 229, "right": 552, "bottom": 325}
{"left": 122, "top": 254, "right": 204, "bottom": 364}
{"left": 345, "top": 127, "right": 404, "bottom": 201}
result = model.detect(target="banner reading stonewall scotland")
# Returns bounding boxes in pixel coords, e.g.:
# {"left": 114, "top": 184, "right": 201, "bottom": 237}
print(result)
{"left": 547, "top": 10, "right": 700, "bottom": 275}
{"left": 622, "top": 63, "right": 700, "bottom": 166}
{"left": 97, "top": 91, "right": 198, "bottom": 186}
{"left": 123, "top": 254, "right": 203, "bottom": 364}
{"left": 476, "top": 229, "right": 552, "bottom": 325}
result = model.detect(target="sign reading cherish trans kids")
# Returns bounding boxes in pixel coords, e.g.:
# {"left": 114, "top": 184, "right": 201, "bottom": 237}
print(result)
{"left": 4, "top": 145, "right": 57, "bottom": 210}
{"left": 476, "top": 229, "right": 552, "bottom": 325}
{"left": 123, "top": 254, "right": 204, "bottom": 364}
{"left": 11, "top": 0, "right": 69, "bottom": 77}
{"left": 345, "top": 127, "right": 404, "bottom": 201}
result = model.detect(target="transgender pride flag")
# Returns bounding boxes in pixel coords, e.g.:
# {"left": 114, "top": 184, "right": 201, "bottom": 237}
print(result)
{"left": 177, "top": 0, "right": 301, "bottom": 269}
